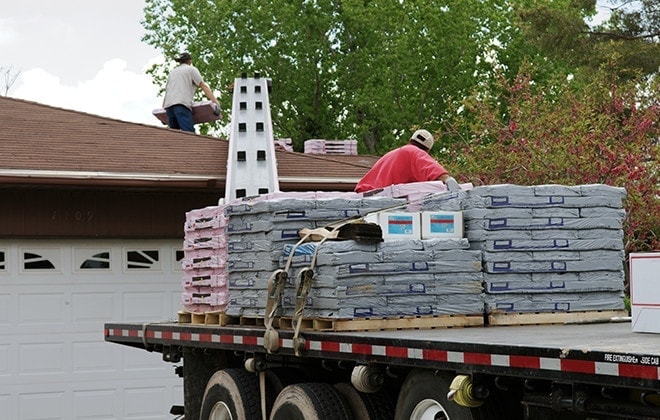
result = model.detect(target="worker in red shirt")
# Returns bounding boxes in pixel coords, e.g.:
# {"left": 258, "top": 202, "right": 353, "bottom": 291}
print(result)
{"left": 355, "top": 129, "right": 459, "bottom": 193}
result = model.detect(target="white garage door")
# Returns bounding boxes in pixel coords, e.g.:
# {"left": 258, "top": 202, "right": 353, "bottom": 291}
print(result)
{"left": 0, "top": 239, "right": 184, "bottom": 419}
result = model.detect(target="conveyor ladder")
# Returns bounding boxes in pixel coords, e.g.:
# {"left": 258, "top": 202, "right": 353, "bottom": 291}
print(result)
{"left": 224, "top": 73, "right": 279, "bottom": 200}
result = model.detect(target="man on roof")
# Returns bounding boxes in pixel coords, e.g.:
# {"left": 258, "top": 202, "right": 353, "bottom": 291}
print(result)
{"left": 354, "top": 129, "right": 460, "bottom": 193}
{"left": 162, "top": 51, "right": 219, "bottom": 133}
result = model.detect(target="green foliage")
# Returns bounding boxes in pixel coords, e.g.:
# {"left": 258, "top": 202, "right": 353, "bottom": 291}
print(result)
{"left": 513, "top": 0, "right": 660, "bottom": 81}
{"left": 142, "top": 0, "right": 516, "bottom": 153}
{"left": 441, "top": 65, "right": 659, "bottom": 253}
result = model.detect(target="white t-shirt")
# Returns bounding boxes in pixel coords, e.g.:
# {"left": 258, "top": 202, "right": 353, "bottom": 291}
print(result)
{"left": 163, "top": 64, "right": 204, "bottom": 110}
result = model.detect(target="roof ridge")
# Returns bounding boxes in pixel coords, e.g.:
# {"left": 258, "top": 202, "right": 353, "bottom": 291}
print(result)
{"left": 0, "top": 95, "right": 224, "bottom": 136}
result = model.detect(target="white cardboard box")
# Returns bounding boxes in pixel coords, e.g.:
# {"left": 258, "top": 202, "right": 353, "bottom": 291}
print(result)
{"left": 629, "top": 252, "right": 660, "bottom": 333}
{"left": 421, "top": 211, "right": 464, "bottom": 239}
{"left": 373, "top": 212, "right": 421, "bottom": 240}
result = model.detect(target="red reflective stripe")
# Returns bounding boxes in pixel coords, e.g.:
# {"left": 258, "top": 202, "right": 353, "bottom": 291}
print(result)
{"left": 386, "top": 346, "right": 409, "bottom": 358}
{"left": 561, "top": 359, "right": 595, "bottom": 374}
{"left": 161, "top": 331, "right": 173, "bottom": 340}
{"left": 510, "top": 355, "right": 540, "bottom": 369}
{"left": 618, "top": 364, "right": 659, "bottom": 380}
{"left": 423, "top": 349, "right": 448, "bottom": 361}
{"left": 199, "top": 333, "right": 212, "bottom": 343}
{"left": 180, "top": 332, "right": 191, "bottom": 341}
{"left": 220, "top": 335, "right": 234, "bottom": 344}
{"left": 322, "top": 341, "right": 340, "bottom": 352}
{"left": 128, "top": 329, "right": 139, "bottom": 338}
{"left": 243, "top": 335, "right": 258, "bottom": 345}
{"left": 352, "top": 343, "right": 372, "bottom": 354}
{"left": 464, "top": 352, "right": 491, "bottom": 365}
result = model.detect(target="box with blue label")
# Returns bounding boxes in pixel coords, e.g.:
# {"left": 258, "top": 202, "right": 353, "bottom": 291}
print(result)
{"left": 421, "top": 211, "right": 463, "bottom": 239}
{"left": 376, "top": 212, "right": 421, "bottom": 240}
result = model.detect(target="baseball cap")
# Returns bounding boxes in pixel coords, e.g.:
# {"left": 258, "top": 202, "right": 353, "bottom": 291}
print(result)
{"left": 175, "top": 52, "right": 192, "bottom": 62}
{"left": 410, "top": 129, "right": 434, "bottom": 150}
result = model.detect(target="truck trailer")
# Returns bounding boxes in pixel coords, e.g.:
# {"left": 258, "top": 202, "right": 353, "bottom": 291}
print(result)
{"left": 105, "top": 313, "right": 659, "bottom": 419}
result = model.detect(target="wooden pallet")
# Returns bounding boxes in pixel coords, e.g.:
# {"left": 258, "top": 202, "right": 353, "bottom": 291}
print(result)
{"left": 280, "top": 313, "right": 484, "bottom": 332}
{"left": 487, "top": 309, "right": 630, "bottom": 326}
{"left": 177, "top": 311, "right": 278, "bottom": 328}
{"left": 178, "top": 311, "right": 239, "bottom": 326}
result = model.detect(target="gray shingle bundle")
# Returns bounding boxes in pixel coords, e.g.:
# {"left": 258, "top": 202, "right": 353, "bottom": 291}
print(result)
{"left": 281, "top": 238, "right": 484, "bottom": 318}
{"left": 463, "top": 184, "right": 627, "bottom": 314}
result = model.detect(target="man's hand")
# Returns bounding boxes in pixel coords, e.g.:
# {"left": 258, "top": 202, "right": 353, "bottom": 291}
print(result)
{"left": 444, "top": 176, "right": 461, "bottom": 191}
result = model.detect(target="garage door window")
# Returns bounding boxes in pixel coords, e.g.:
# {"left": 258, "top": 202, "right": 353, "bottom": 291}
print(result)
{"left": 22, "top": 249, "right": 61, "bottom": 271}
{"left": 79, "top": 252, "right": 111, "bottom": 270}
{"left": 125, "top": 249, "right": 160, "bottom": 270}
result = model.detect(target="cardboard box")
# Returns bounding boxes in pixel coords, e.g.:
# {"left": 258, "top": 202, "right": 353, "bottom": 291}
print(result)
{"left": 374, "top": 212, "right": 421, "bottom": 240}
{"left": 629, "top": 252, "right": 660, "bottom": 333}
{"left": 421, "top": 211, "right": 464, "bottom": 239}
{"left": 153, "top": 100, "right": 221, "bottom": 125}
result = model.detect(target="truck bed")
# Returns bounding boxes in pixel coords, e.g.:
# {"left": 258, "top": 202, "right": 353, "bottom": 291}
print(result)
{"left": 105, "top": 319, "right": 660, "bottom": 390}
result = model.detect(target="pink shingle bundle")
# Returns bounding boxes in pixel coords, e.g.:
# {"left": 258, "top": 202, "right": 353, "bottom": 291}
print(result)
{"left": 304, "top": 139, "right": 358, "bottom": 155}
{"left": 182, "top": 205, "right": 229, "bottom": 313}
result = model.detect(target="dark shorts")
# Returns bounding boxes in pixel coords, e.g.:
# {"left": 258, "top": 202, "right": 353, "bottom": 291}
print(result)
{"left": 165, "top": 104, "right": 194, "bottom": 133}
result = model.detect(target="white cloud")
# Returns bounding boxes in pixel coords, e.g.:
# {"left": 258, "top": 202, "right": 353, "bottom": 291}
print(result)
{"left": 12, "top": 57, "right": 165, "bottom": 126}
{"left": 0, "top": 18, "right": 19, "bottom": 45}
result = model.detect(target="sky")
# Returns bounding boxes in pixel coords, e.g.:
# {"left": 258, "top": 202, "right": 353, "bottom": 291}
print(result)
{"left": 1, "top": 0, "right": 165, "bottom": 126}
{"left": 1, "top": 1, "right": 614, "bottom": 128}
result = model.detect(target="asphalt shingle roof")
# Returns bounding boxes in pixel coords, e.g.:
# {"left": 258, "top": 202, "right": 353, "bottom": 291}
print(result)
{"left": 0, "top": 96, "right": 377, "bottom": 191}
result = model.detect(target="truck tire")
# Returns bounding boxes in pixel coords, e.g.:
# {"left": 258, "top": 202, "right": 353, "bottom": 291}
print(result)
{"left": 265, "top": 367, "right": 310, "bottom": 414}
{"left": 394, "top": 369, "right": 499, "bottom": 420}
{"left": 269, "top": 382, "right": 354, "bottom": 420}
{"left": 199, "top": 368, "right": 261, "bottom": 420}
{"left": 334, "top": 382, "right": 394, "bottom": 420}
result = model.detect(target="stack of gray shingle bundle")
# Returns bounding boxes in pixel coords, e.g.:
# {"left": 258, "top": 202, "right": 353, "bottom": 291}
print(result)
{"left": 282, "top": 237, "right": 484, "bottom": 318}
{"left": 463, "top": 184, "right": 627, "bottom": 314}
{"left": 223, "top": 192, "right": 405, "bottom": 316}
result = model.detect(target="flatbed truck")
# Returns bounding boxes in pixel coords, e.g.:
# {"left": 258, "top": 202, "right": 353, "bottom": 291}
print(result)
{"left": 105, "top": 75, "right": 659, "bottom": 419}
{"left": 105, "top": 315, "right": 660, "bottom": 419}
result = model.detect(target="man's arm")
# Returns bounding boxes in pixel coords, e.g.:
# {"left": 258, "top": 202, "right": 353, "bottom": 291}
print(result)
{"left": 199, "top": 82, "right": 219, "bottom": 104}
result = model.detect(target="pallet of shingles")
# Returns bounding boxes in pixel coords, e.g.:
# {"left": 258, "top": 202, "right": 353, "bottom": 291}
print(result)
{"left": 459, "top": 184, "right": 628, "bottom": 324}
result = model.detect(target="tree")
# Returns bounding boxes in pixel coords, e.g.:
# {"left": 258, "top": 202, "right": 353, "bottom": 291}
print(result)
{"left": 142, "top": 0, "right": 517, "bottom": 153}
{"left": 513, "top": 0, "right": 660, "bottom": 82}
{"left": 1, "top": 66, "right": 21, "bottom": 96}
{"left": 440, "top": 65, "right": 659, "bottom": 253}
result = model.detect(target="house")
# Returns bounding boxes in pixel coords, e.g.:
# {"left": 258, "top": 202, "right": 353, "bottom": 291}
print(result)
{"left": 0, "top": 96, "right": 376, "bottom": 419}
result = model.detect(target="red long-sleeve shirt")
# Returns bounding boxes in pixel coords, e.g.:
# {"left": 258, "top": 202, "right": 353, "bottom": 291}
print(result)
{"left": 355, "top": 144, "right": 448, "bottom": 193}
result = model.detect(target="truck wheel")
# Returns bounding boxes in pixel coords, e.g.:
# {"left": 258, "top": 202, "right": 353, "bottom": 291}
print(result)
{"left": 394, "top": 369, "right": 497, "bottom": 420}
{"left": 334, "top": 382, "right": 394, "bottom": 420}
{"left": 269, "top": 382, "right": 354, "bottom": 420}
{"left": 199, "top": 368, "right": 261, "bottom": 420}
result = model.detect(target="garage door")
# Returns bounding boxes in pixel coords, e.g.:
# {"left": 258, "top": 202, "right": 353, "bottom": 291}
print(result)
{"left": 0, "top": 239, "right": 184, "bottom": 419}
